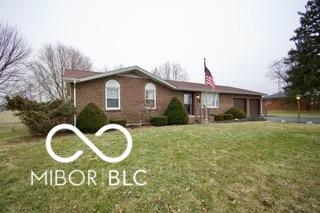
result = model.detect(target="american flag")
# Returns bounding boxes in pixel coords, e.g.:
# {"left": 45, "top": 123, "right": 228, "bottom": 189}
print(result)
{"left": 204, "top": 66, "right": 215, "bottom": 90}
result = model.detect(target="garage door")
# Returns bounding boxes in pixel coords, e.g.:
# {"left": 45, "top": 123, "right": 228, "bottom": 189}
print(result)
{"left": 249, "top": 99, "right": 260, "bottom": 116}
{"left": 233, "top": 98, "right": 247, "bottom": 113}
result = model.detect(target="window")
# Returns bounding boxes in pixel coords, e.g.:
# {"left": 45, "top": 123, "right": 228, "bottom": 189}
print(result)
{"left": 184, "top": 93, "right": 192, "bottom": 114}
{"left": 106, "top": 80, "right": 120, "bottom": 110}
{"left": 145, "top": 83, "right": 156, "bottom": 108}
{"left": 201, "top": 92, "right": 219, "bottom": 108}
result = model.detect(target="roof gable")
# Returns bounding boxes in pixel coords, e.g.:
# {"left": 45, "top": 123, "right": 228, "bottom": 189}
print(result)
{"left": 64, "top": 66, "right": 177, "bottom": 89}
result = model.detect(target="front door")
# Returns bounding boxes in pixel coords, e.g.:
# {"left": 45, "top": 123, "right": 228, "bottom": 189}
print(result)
{"left": 184, "top": 93, "right": 192, "bottom": 114}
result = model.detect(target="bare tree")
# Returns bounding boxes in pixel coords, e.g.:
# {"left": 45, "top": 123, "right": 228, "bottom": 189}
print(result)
{"left": 152, "top": 61, "right": 188, "bottom": 81}
{"left": 265, "top": 59, "right": 288, "bottom": 92}
{"left": 28, "top": 43, "right": 92, "bottom": 101}
{"left": 10, "top": 78, "right": 38, "bottom": 100}
{"left": 102, "top": 64, "right": 125, "bottom": 72}
{"left": 0, "top": 23, "right": 31, "bottom": 100}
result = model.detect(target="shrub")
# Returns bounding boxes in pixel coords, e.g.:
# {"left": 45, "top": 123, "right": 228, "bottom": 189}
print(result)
{"left": 245, "top": 116, "right": 266, "bottom": 121}
{"left": 77, "top": 103, "right": 108, "bottom": 133}
{"left": 150, "top": 116, "right": 168, "bottom": 126}
{"left": 213, "top": 114, "right": 224, "bottom": 121}
{"left": 164, "top": 97, "right": 188, "bottom": 125}
{"left": 5, "top": 96, "right": 75, "bottom": 136}
{"left": 109, "top": 119, "right": 127, "bottom": 127}
{"left": 225, "top": 107, "right": 246, "bottom": 119}
{"left": 223, "top": 113, "right": 234, "bottom": 120}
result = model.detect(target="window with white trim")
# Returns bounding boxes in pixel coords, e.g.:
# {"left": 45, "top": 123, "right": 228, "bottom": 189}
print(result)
{"left": 145, "top": 83, "right": 156, "bottom": 108}
{"left": 106, "top": 80, "right": 120, "bottom": 110}
{"left": 201, "top": 92, "right": 219, "bottom": 108}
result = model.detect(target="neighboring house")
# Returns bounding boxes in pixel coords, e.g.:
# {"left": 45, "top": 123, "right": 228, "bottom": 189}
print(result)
{"left": 262, "top": 91, "right": 320, "bottom": 114}
{"left": 64, "top": 66, "right": 264, "bottom": 124}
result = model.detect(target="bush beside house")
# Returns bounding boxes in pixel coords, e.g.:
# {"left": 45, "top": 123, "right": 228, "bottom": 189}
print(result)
{"left": 223, "top": 114, "right": 234, "bottom": 120}
{"left": 164, "top": 97, "right": 189, "bottom": 125}
{"left": 77, "top": 103, "right": 109, "bottom": 133}
{"left": 5, "top": 96, "right": 75, "bottom": 136}
{"left": 150, "top": 116, "right": 168, "bottom": 126}
{"left": 225, "top": 107, "right": 246, "bottom": 119}
{"left": 212, "top": 114, "right": 224, "bottom": 121}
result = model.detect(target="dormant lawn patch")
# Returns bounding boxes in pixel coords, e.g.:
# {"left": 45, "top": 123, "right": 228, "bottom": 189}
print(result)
{"left": 0, "top": 122, "right": 319, "bottom": 212}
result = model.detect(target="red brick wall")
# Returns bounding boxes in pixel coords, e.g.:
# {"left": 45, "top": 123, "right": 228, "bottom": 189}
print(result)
{"left": 262, "top": 98, "right": 317, "bottom": 113}
{"left": 195, "top": 94, "right": 262, "bottom": 116}
{"left": 71, "top": 75, "right": 184, "bottom": 123}
{"left": 70, "top": 75, "right": 262, "bottom": 123}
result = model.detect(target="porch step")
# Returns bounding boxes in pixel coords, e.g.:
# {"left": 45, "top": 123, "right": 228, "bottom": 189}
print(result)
{"left": 189, "top": 115, "right": 213, "bottom": 124}
{"left": 188, "top": 116, "right": 197, "bottom": 124}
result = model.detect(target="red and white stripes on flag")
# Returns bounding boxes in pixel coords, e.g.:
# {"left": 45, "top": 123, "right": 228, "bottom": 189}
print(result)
{"left": 204, "top": 66, "right": 215, "bottom": 90}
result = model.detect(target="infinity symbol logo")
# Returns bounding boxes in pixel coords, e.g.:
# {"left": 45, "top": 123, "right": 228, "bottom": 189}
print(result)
{"left": 45, "top": 124, "right": 132, "bottom": 163}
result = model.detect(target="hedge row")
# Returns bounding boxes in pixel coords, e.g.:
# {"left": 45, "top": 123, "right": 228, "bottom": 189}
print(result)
{"left": 225, "top": 107, "right": 246, "bottom": 119}
{"left": 150, "top": 116, "right": 168, "bottom": 126}
{"left": 211, "top": 107, "right": 247, "bottom": 122}
{"left": 78, "top": 97, "right": 188, "bottom": 130}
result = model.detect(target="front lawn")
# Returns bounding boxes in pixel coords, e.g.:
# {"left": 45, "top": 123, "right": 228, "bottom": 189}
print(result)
{"left": 0, "top": 110, "right": 20, "bottom": 124}
{"left": 0, "top": 122, "right": 319, "bottom": 212}
{"left": 267, "top": 110, "right": 320, "bottom": 118}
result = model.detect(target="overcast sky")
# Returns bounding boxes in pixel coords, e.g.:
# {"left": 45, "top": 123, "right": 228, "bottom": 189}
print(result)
{"left": 1, "top": 0, "right": 307, "bottom": 94}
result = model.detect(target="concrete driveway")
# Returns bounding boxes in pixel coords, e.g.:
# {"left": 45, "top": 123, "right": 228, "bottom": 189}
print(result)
{"left": 264, "top": 116, "right": 320, "bottom": 124}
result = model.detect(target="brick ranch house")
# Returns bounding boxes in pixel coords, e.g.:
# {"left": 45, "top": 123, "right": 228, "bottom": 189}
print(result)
{"left": 64, "top": 66, "right": 264, "bottom": 124}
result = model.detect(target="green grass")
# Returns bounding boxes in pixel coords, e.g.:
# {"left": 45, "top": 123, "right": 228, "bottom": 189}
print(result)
{"left": 0, "top": 122, "right": 319, "bottom": 212}
{"left": 267, "top": 110, "right": 320, "bottom": 118}
{"left": 0, "top": 111, "right": 21, "bottom": 124}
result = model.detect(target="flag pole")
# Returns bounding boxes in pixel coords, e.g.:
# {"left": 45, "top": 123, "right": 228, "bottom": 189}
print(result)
{"left": 204, "top": 58, "right": 208, "bottom": 125}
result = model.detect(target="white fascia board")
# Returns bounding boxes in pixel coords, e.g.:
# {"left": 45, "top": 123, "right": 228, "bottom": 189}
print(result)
{"left": 177, "top": 87, "right": 262, "bottom": 96}
{"left": 64, "top": 78, "right": 79, "bottom": 82}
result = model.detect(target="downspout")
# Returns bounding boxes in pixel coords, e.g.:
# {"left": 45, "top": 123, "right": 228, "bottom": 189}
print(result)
{"left": 73, "top": 79, "right": 77, "bottom": 126}
{"left": 260, "top": 97, "right": 263, "bottom": 116}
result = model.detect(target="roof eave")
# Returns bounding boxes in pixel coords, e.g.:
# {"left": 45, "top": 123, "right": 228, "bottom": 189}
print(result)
{"left": 174, "top": 87, "right": 263, "bottom": 96}
{"left": 64, "top": 77, "right": 79, "bottom": 82}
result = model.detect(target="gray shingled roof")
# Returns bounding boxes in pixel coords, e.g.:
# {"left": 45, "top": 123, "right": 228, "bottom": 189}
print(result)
{"left": 263, "top": 91, "right": 287, "bottom": 99}
{"left": 166, "top": 80, "right": 264, "bottom": 96}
